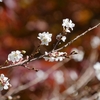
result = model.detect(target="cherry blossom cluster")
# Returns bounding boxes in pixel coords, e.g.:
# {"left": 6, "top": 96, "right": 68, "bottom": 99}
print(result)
{"left": 37, "top": 18, "right": 75, "bottom": 46}
{"left": 0, "top": 18, "right": 75, "bottom": 91}
{"left": 43, "top": 51, "right": 67, "bottom": 62}
{"left": 0, "top": 74, "right": 11, "bottom": 90}
{"left": 6, "top": 18, "right": 75, "bottom": 64}
{"left": 5, "top": 18, "right": 75, "bottom": 64}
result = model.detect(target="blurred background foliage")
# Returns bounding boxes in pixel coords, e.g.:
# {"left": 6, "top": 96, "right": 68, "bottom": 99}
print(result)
{"left": 0, "top": 0, "right": 100, "bottom": 100}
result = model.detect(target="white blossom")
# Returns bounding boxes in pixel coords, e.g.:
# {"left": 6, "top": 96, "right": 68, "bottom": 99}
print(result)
{"left": 53, "top": 70, "right": 64, "bottom": 84}
{"left": 45, "top": 51, "right": 49, "bottom": 55}
{"left": 62, "top": 18, "right": 75, "bottom": 33}
{"left": 49, "top": 57, "right": 55, "bottom": 62}
{"left": 36, "top": 70, "right": 47, "bottom": 79}
{"left": 8, "top": 50, "right": 23, "bottom": 63}
{"left": 43, "top": 51, "right": 67, "bottom": 62}
{"left": 56, "top": 34, "right": 62, "bottom": 40}
{"left": 37, "top": 32, "right": 52, "bottom": 46}
{"left": 71, "top": 48, "right": 84, "bottom": 62}
{"left": 0, "top": 0, "right": 3, "bottom": 2}
{"left": 8, "top": 96, "right": 13, "bottom": 100}
{"left": 61, "top": 36, "right": 66, "bottom": 42}
{"left": 69, "top": 70, "right": 78, "bottom": 81}
{"left": 55, "top": 57, "right": 65, "bottom": 61}
{"left": 93, "top": 62, "right": 100, "bottom": 80}
{"left": 91, "top": 36, "right": 100, "bottom": 49}
{"left": 0, "top": 74, "right": 11, "bottom": 91}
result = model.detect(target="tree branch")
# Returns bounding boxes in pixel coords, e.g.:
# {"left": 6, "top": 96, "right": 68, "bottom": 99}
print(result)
{"left": 0, "top": 23, "right": 100, "bottom": 70}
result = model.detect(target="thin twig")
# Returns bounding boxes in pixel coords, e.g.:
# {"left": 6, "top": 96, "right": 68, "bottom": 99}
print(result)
{"left": 0, "top": 55, "right": 44, "bottom": 69}
{"left": 0, "top": 56, "right": 72, "bottom": 100}
{"left": 53, "top": 38, "right": 61, "bottom": 50}
{"left": 0, "top": 23, "right": 100, "bottom": 100}
{"left": 2, "top": 49, "right": 97, "bottom": 100}
{"left": 0, "top": 23, "right": 100, "bottom": 70}
{"left": 61, "top": 49, "right": 98, "bottom": 100}
{"left": 56, "top": 23, "right": 100, "bottom": 51}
